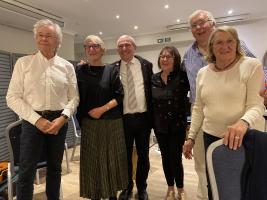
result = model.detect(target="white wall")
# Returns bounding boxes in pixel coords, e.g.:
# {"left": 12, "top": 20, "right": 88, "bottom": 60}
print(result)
{"left": 75, "top": 29, "right": 194, "bottom": 72}
{"left": 102, "top": 40, "right": 193, "bottom": 73}
{"left": 235, "top": 19, "right": 267, "bottom": 60}
{"left": 58, "top": 33, "right": 75, "bottom": 60}
{"left": 0, "top": 24, "right": 75, "bottom": 60}
{"left": 75, "top": 18, "right": 267, "bottom": 72}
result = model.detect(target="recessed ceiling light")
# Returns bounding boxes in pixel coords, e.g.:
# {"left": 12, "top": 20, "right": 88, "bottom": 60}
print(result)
{"left": 228, "top": 9, "right": 233, "bottom": 15}
{"left": 134, "top": 25, "right": 138, "bottom": 30}
{"left": 116, "top": 15, "right": 120, "bottom": 19}
{"left": 176, "top": 19, "right": 181, "bottom": 23}
{"left": 164, "top": 4, "right": 169, "bottom": 9}
{"left": 99, "top": 32, "right": 103, "bottom": 35}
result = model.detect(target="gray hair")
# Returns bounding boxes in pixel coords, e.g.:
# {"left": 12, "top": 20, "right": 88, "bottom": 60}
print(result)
{"left": 33, "top": 19, "right": 63, "bottom": 48}
{"left": 117, "top": 35, "right": 136, "bottom": 48}
{"left": 263, "top": 51, "right": 267, "bottom": 66}
{"left": 84, "top": 35, "right": 106, "bottom": 50}
{"left": 188, "top": 10, "right": 216, "bottom": 26}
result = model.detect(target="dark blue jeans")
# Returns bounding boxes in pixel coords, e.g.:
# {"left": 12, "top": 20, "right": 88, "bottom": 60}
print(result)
{"left": 16, "top": 120, "right": 68, "bottom": 200}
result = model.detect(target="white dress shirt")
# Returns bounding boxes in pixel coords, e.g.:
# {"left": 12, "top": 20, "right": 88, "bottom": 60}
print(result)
{"left": 6, "top": 51, "right": 79, "bottom": 125}
{"left": 120, "top": 57, "right": 147, "bottom": 114}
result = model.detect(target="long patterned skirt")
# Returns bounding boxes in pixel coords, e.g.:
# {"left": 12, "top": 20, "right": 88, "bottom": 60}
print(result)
{"left": 80, "top": 118, "right": 128, "bottom": 199}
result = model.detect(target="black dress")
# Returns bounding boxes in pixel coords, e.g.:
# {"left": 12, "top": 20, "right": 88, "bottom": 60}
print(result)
{"left": 76, "top": 64, "right": 128, "bottom": 199}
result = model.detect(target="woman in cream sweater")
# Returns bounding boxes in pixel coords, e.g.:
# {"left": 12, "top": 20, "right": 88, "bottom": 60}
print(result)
{"left": 183, "top": 26, "right": 265, "bottom": 200}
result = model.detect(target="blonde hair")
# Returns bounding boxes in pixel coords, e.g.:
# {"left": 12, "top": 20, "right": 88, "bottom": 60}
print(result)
{"left": 84, "top": 35, "right": 105, "bottom": 50}
{"left": 206, "top": 26, "right": 244, "bottom": 63}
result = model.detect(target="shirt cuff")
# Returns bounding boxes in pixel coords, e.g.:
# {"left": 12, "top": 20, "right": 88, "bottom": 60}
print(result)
{"left": 241, "top": 118, "right": 251, "bottom": 127}
{"left": 62, "top": 109, "right": 71, "bottom": 118}
{"left": 28, "top": 112, "right": 42, "bottom": 125}
{"left": 187, "top": 131, "right": 197, "bottom": 141}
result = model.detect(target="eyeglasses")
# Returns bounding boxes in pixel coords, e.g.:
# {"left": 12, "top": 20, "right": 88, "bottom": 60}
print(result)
{"left": 213, "top": 39, "right": 236, "bottom": 48}
{"left": 190, "top": 19, "right": 212, "bottom": 30}
{"left": 118, "top": 43, "right": 132, "bottom": 49}
{"left": 37, "top": 33, "right": 56, "bottom": 39}
{"left": 83, "top": 44, "right": 101, "bottom": 49}
{"left": 159, "top": 55, "right": 174, "bottom": 60}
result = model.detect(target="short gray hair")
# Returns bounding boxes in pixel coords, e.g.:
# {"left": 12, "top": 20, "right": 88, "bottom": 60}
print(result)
{"left": 188, "top": 10, "right": 216, "bottom": 26}
{"left": 84, "top": 35, "right": 106, "bottom": 50}
{"left": 33, "top": 19, "right": 62, "bottom": 48}
{"left": 117, "top": 35, "right": 136, "bottom": 48}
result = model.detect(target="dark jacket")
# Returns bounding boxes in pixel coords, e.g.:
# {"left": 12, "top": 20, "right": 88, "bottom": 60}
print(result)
{"left": 76, "top": 64, "right": 123, "bottom": 125}
{"left": 241, "top": 129, "right": 267, "bottom": 200}
{"left": 111, "top": 55, "right": 153, "bottom": 128}
{"left": 151, "top": 70, "right": 190, "bottom": 134}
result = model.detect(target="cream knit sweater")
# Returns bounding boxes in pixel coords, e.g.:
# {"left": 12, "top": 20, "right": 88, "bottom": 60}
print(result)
{"left": 188, "top": 56, "right": 265, "bottom": 140}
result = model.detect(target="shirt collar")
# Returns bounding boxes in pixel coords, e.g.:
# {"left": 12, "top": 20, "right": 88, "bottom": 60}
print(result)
{"left": 192, "top": 41, "right": 204, "bottom": 56}
{"left": 121, "top": 56, "right": 138, "bottom": 66}
{"left": 37, "top": 50, "right": 57, "bottom": 62}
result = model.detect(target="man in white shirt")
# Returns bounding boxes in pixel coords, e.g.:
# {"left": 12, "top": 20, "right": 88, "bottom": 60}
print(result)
{"left": 112, "top": 35, "right": 153, "bottom": 200}
{"left": 6, "top": 19, "right": 79, "bottom": 200}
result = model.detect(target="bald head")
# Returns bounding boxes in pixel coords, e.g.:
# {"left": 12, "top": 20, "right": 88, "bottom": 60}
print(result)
{"left": 117, "top": 35, "right": 136, "bottom": 62}
{"left": 117, "top": 35, "right": 136, "bottom": 48}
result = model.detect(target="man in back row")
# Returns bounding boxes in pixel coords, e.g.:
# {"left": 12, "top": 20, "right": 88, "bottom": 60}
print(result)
{"left": 182, "top": 9, "right": 255, "bottom": 200}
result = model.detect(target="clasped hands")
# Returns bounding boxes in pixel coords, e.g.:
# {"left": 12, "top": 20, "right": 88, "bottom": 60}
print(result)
{"left": 35, "top": 116, "right": 66, "bottom": 135}
{"left": 88, "top": 106, "right": 106, "bottom": 119}
{"left": 183, "top": 119, "right": 249, "bottom": 159}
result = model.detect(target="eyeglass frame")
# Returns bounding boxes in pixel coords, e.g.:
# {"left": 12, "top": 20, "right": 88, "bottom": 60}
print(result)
{"left": 117, "top": 43, "right": 133, "bottom": 50}
{"left": 83, "top": 44, "right": 101, "bottom": 50}
{"left": 159, "top": 55, "right": 174, "bottom": 60}
{"left": 190, "top": 19, "right": 212, "bottom": 30}
{"left": 36, "top": 33, "right": 57, "bottom": 39}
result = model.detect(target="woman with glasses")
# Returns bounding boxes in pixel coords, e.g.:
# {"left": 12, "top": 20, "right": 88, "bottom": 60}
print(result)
{"left": 151, "top": 46, "right": 190, "bottom": 200}
{"left": 76, "top": 35, "right": 128, "bottom": 200}
{"left": 183, "top": 26, "right": 265, "bottom": 200}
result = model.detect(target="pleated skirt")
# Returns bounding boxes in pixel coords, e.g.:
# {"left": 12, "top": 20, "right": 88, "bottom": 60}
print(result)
{"left": 80, "top": 118, "right": 128, "bottom": 199}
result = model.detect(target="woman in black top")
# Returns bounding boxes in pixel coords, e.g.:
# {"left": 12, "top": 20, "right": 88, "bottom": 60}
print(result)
{"left": 151, "top": 46, "right": 190, "bottom": 200}
{"left": 76, "top": 35, "right": 128, "bottom": 200}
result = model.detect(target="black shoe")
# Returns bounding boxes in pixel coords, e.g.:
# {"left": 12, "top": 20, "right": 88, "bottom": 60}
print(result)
{"left": 138, "top": 190, "right": 148, "bottom": 200}
{"left": 109, "top": 197, "right": 117, "bottom": 200}
{"left": 118, "top": 189, "right": 132, "bottom": 200}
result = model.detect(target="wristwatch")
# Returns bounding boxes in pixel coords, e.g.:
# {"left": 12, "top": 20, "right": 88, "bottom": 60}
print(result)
{"left": 60, "top": 114, "right": 69, "bottom": 120}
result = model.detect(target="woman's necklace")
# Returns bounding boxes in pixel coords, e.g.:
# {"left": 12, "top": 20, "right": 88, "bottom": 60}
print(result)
{"left": 214, "top": 56, "right": 239, "bottom": 72}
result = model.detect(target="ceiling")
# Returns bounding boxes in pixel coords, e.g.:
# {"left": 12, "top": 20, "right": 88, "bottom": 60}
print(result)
{"left": 1, "top": 0, "right": 267, "bottom": 43}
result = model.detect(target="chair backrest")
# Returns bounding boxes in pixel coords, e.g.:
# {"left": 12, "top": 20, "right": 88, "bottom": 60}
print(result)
{"left": 5, "top": 120, "right": 47, "bottom": 171}
{"left": 5, "top": 120, "right": 23, "bottom": 169}
{"left": 71, "top": 116, "right": 81, "bottom": 137}
{"left": 206, "top": 139, "right": 246, "bottom": 200}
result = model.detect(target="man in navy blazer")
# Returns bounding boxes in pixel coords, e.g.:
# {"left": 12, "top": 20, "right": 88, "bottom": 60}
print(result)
{"left": 112, "top": 35, "right": 153, "bottom": 200}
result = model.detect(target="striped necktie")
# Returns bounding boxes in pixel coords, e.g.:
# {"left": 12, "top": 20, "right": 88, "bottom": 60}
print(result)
{"left": 126, "top": 62, "right": 137, "bottom": 110}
